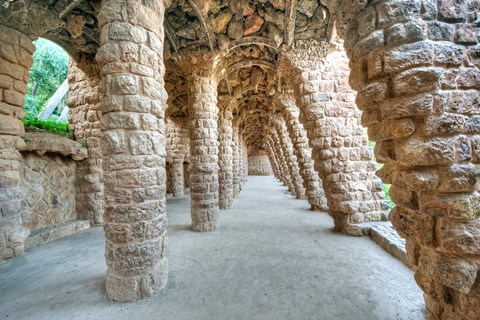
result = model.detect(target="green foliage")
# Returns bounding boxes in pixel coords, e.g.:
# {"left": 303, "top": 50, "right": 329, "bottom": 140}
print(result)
{"left": 24, "top": 38, "right": 69, "bottom": 116}
{"left": 23, "top": 113, "right": 72, "bottom": 139}
{"left": 363, "top": 130, "right": 396, "bottom": 209}
{"left": 383, "top": 184, "right": 395, "bottom": 209}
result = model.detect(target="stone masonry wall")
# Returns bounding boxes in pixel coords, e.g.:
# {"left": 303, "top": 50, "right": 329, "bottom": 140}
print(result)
{"left": 0, "top": 25, "right": 35, "bottom": 260}
{"left": 67, "top": 60, "right": 104, "bottom": 225}
{"left": 248, "top": 152, "right": 273, "bottom": 176}
{"left": 20, "top": 152, "right": 77, "bottom": 230}
{"left": 341, "top": 0, "right": 480, "bottom": 318}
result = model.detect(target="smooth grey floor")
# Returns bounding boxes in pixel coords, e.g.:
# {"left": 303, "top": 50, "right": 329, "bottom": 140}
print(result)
{"left": 0, "top": 176, "right": 425, "bottom": 320}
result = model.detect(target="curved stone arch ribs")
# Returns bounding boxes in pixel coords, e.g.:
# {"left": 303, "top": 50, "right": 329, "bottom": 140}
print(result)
{"left": 284, "top": 0, "right": 298, "bottom": 47}
{"left": 164, "top": 18, "right": 180, "bottom": 53}
{"left": 187, "top": 0, "right": 215, "bottom": 50}
{"left": 229, "top": 36, "right": 280, "bottom": 51}
{"left": 339, "top": 0, "right": 480, "bottom": 318}
{"left": 227, "top": 60, "right": 277, "bottom": 75}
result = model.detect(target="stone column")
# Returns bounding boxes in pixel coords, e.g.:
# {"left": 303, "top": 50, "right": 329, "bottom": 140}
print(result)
{"left": 272, "top": 127, "right": 298, "bottom": 197}
{"left": 276, "top": 92, "right": 328, "bottom": 210}
{"left": 274, "top": 116, "right": 305, "bottom": 199}
{"left": 268, "top": 133, "right": 289, "bottom": 188}
{"left": 280, "top": 40, "right": 389, "bottom": 235}
{"left": 265, "top": 139, "right": 284, "bottom": 183}
{"left": 184, "top": 54, "right": 219, "bottom": 232}
{"left": 232, "top": 121, "right": 241, "bottom": 198}
{"left": 266, "top": 142, "right": 283, "bottom": 181}
{"left": 218, "top": 97, "right": 234, "bottom": 209}
{"left": 67, "top": 60, "right": 104, "bottom": 225}
{"left": 243, "top": 139, "right": 248, "bottom": 184}
{"left": 184, "top": 161, "right": 190, "bottom": 188}
{"left": 269, "top": 131, "right": 296, "bottom": 196}
{"left": 340, "top": 0, "right": 480, "bottom": 318}
{"left": 0, "top": 25, "right": 34, "bottom": 260}
{"left": 237, "top": 130, "right": 245, "bottom": 191}
{"left": 166, "top": 117, "right": 189, "bottom": 197}
{"left": 96, "top": 0, "right": 168, "bottom": 302}
{"left": 169, "top": 160, "right": 184, "bottom": 197}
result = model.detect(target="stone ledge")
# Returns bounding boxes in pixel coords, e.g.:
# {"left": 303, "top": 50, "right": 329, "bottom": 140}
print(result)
{"left": 25, "top": 220, "right": 90, "bottom": 250}
{"left": 19, "top": 131, "right": 88, "bottom": 161}
{"left": 360, "top": 221, "right": 411, "bottom": 268}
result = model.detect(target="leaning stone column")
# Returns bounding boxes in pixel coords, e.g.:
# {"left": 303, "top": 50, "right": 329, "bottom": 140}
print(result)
{"left": 0, "top": 25, "right": 34, "bottom": 260}
{"left": 276, "top": 92, "right": 328, "bottom": 210}
{"left": 279, "top": 40, "right": 389, "bottom": 235}
{"left": 267, "top": 133, "right": 290, "bottom": 189}
{"left": 268, "top": 131, "right": 296, "bottom": 196}
{"left": 182, "top": 53, "right": 220, "bottom": 232}
{"left": 265, "top": 140, "right": 283, "bottom": 181}
{"left": 339, "top": 0, "right": 480, "bottom": 317}
{"left": 242, "top": 139, "right": 248, "bottom": 185}
{"left": 232, "top": 121, "right": 241, "bottom": 198}
{"left": 243, "top": 139, "right": 248, "bottom": 184}
{"left": 96, "top": 0, "right": 168, "bottom": 302}
{"left": 274, "top": 116, "right": 305, "bottom": 199}
{"left": 218, "top": 96, "right": 234, "bottom": 209}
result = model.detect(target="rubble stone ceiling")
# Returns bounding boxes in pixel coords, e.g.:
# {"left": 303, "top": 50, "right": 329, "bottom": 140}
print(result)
{"left": 163, "top": 0, "right": 334, "bottom": 149}
{"left": 1, "top": 0, "right": 335, "bottom": 149}
{"left": 0, "top": 0, "right": 100, "bottom": 61}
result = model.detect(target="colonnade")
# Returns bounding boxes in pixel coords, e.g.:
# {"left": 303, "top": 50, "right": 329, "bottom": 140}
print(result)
{"left": 1, "top": 0, "right": 479, "bottom": 318}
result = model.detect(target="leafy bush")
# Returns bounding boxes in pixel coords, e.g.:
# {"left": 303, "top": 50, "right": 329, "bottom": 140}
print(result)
{"left": 23, "top": 113, "right": 72, "bottom": 139}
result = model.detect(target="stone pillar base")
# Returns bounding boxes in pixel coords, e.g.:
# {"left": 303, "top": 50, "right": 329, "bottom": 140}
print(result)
{"left": 219, "top": 199, "right": 233, "bottom": 210}
{"left": 191, "top": 221, "right": 220, "bottom": 232}
{"left": 106, "top": 259, "right": 168, "bottom": 302}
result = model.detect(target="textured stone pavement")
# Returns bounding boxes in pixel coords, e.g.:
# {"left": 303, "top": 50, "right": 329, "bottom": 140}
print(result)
{"left": 0, "top": 176, "right": 425, "bottom": 320}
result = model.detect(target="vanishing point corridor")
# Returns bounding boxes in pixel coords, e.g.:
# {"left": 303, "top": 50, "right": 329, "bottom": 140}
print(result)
{"left": 0, "top": 176, "right": 424, "bottom": 320}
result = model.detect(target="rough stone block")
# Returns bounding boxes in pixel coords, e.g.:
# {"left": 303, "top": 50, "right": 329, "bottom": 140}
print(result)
{"left": 440, "top": 218, "right": 480, "bottom": 255}
{"left": 417, "top": 248, "right": 477, "bottom": 294}
{"left": 419, "top": 193, "right": 480, "bottom": 219}
{"left": 377, "top": 0, "right": 421, "bottom": 27}
{"left": 395, "top": 137, "right": 456, "bottom": 166}
{"left": 437, "top": 164, "right": 478, "bottom": 193}
{"left": 384, "top": 41, "right": 434, "bottom": 74}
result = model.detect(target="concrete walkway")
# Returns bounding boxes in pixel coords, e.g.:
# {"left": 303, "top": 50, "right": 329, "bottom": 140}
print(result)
{"left": 0, "top": 176, "right": 425, "bottom": 320}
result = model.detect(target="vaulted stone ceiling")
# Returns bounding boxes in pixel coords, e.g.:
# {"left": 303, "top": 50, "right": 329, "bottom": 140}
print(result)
{"left": 0, "top": 0, "right": 337, "bottom": 149}
{"left": 0, "top": 0, "right": 100, "bottom": 60}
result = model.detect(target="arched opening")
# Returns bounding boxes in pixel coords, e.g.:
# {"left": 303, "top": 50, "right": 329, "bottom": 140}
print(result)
{"left": 23, "top": 38, "right": 70, "bottom": 134}
{"left": 10, "top": 37, "right": 95, "bottom": 255}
